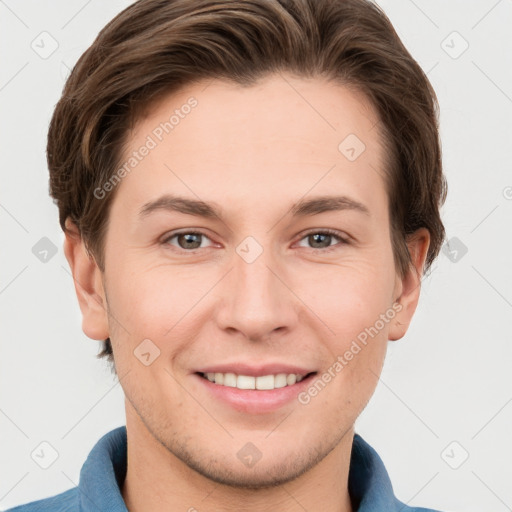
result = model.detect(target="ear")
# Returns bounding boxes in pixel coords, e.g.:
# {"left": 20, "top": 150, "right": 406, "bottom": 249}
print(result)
{"left": 63, "top": 218, "right": 110, "bottom": 341}
{"left": 388, "top": 227, "right": 430, "bottom": 342}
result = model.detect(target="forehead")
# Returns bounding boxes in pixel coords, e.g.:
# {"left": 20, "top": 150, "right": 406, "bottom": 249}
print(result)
{"left": 114, "top": 74, "right": 388, "bottom": 218}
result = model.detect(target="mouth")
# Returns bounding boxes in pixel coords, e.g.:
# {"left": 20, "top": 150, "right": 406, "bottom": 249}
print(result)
{"left": 193, "top": 369, "right": 318, "bottom": 414}
{"left": 196, "top": 371, "right": 317, "bottom": 391}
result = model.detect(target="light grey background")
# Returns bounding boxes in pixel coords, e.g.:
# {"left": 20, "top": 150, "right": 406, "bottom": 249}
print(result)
{"left": 1, "top": 1, "right": 511, "bottom": 511}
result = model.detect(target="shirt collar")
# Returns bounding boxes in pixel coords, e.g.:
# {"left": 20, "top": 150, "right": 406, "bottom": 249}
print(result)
{"left": 348, "top": 433, "right": 404, "bottom": 510}
{"left": 78, "top": 426, "right": 403, "bottom": 511}
{"left": 79, "top": 426, "right": 128, "bottom": 511}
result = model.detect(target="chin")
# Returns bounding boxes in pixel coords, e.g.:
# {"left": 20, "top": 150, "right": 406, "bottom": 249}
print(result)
{"left": 183, "top": 453, "right": 321, "bottom": 490}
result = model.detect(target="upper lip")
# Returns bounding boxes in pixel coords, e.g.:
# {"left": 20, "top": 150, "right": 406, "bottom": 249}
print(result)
{"left": 195, "top": 363, "right": 316, "bottom": 377}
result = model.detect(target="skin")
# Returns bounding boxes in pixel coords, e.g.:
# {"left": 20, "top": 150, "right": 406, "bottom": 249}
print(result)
{"left": 64, "top": 73, "right": 430, "bottom": 512}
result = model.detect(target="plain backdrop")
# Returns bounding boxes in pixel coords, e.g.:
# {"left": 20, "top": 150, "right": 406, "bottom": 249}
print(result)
{"left": 1, "top": 1, "right": 511, "bottom": 511}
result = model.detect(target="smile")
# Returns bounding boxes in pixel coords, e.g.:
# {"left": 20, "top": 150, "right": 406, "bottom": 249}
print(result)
{"left": 199, "top": 372, "right": 313, "bottom": 390}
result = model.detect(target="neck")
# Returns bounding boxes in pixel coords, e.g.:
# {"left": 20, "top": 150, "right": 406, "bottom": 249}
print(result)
{"left": 121, "top": 404, "right": 354, "bottom": 512}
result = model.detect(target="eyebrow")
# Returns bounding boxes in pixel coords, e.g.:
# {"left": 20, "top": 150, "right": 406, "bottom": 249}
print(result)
{"left": 138, "top": 194, "right": 370, "bottom": 221}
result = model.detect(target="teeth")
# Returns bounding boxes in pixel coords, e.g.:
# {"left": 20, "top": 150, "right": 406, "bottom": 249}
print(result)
{"left": 274, "top": 373, "right": 287, "bottom": 388}
{"left": 223, "top": 373, "right": 237, "bottom": 387}
{"left": 202, "top": 371, "right": 308, "bottom": 390}
{"left": 237, "top": 375, "right": 256, "bottom": 389}
{"left": 256, "top": 374, "right": 274, "bottom": 390}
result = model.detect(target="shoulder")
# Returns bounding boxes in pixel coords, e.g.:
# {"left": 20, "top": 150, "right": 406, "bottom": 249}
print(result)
{"left": 3, "top": 486, "right": 77, "bottom": 511}
{"left": 4, "top": 426, "right": 127, "bottom": 512}
{"left": 394, "top": 503, "right": 447, "bottom": 512}
{"left": 351, "top": 434, "right": 447, "bottom": 512}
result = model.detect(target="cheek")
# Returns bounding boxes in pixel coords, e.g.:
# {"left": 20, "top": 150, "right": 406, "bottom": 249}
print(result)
{"left": 300, "top": 260, "right": 394, "bottom": 402}
{"left": 107, "top": 241, "right": 396, "bottom": 358}
{"left": 106, "top": 263, "right": 208, "bottom": 379}
{"left": 301, "top": 260, "right": 396, "bottom": 341}
{"left": 109, "top": 265, "right": 185, "bottom": 334}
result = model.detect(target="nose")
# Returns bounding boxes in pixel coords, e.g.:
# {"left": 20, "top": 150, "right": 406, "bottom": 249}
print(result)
{"left": 215, "top": 241, "right": 299, "bottom": 342}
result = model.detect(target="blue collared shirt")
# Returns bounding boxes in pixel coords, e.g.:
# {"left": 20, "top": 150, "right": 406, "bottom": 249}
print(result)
{"left": 6, "top": 426, "right": 442, "bottom": 511}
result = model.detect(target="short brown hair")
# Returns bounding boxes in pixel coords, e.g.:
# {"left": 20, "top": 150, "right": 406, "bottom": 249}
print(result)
{"left": 47, "top": 0, "right": 447, "bottom": 371}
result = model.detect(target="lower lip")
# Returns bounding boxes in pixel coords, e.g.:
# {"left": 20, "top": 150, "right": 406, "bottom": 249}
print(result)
{"left": 194, "top": 373, "right": 316, "bottom": 414}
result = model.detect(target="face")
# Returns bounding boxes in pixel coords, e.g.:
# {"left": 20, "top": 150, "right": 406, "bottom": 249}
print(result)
{"left": 70, "top": 73, "right": 427, "bottom": 488}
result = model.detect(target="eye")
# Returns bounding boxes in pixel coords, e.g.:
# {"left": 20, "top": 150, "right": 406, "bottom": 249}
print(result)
{"left": 296, "top": 229, "right": 349, "bottom": 252}
{"left": 161, "top": 228, "right": 349, "bottom": 253}
{"left": 162, "top": 230, "right": 214, "bottom": 251}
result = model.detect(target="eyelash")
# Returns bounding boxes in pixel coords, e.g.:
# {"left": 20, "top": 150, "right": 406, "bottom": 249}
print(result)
{"left": 161, "top": 228, "right": 350, "bottom": 254}
{"left": 299, "top": 229, "right": 351, "bottom": 252}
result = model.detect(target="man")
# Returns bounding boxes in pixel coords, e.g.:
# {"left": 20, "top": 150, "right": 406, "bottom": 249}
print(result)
{"left": 7, "top": 0, "right": 447, "bottom": 510}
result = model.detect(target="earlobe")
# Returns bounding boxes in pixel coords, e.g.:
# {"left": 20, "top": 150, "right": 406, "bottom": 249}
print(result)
{"left": 388, "top": 228, "right": 430, "bottom": 342}
{"left": 63, "top": 218, "right": 110, "bottom": 341}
